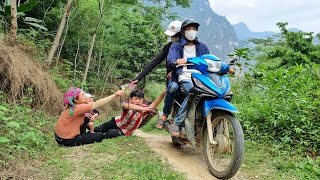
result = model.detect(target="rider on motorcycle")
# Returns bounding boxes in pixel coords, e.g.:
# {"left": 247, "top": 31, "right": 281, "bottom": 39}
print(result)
{"left": 130, "top": 20, "right": 183, "bottom": 129}
{"left": 167, "top": 19, "right": 210, "bottom": 137}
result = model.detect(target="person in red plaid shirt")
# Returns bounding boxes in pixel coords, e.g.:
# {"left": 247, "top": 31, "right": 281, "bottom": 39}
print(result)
{"left": 94, "top": 89, "right": 165, "bottom": 137}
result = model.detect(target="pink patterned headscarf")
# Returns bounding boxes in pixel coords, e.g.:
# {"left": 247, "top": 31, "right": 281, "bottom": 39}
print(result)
{"left": 63, "top": 87, "right": 82, "bottom": 115}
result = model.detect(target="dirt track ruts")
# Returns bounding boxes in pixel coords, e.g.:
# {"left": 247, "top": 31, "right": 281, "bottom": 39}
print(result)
{"left": 134, "top": 129, "right": 246, "bottom": 180}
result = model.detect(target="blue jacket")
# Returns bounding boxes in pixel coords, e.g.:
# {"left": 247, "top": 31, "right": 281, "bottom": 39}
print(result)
{"left": 167, "top": 37, "right": 210, "bottom": 75}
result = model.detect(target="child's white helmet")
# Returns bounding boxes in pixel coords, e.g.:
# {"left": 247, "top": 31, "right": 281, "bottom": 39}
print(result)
{"left": 164, "top": 20, "right": 182, "bottom": 36}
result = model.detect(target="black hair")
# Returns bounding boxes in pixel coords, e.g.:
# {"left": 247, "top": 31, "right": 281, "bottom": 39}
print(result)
{"left": 181, "top": 25, "right": 199, "bottom": 34}
{"left": 172, "top": 32, "right": 181, "bottom": 38}
{"left": 84, "top": 109, "right": 100, "bottom": 123}
{"left": 92, "top": 109, "right": 100, "bottom": 115}
{"left": 130, "top": 89, "right": 144, "bottom": 98}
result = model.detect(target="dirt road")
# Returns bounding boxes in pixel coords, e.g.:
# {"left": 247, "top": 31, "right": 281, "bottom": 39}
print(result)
{"left": 134, "top": 129, "right": 246, "bottom": 180}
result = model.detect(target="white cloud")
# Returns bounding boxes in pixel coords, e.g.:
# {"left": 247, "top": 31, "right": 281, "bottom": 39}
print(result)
{"left": 208, "top": 0, "right": 320, "bottom": 33}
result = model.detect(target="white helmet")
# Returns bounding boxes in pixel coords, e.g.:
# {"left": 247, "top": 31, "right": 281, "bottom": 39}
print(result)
{"left": 164, "top": 20, "right": 182, "bottom": 36}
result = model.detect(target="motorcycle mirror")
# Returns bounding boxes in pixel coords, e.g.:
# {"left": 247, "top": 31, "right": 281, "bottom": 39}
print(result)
{"left": 229, "top": 58, "right": 237, "bottom": 65}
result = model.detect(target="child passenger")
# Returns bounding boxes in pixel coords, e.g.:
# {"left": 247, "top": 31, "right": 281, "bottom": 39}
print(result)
{"left": 94, "top": 89, "right": 165, "bottom": 137}
{"left": 83, "top": 109, "right": 99, "bottom": 133}
{"left": 82, "top": 93, "right": 99, "bottom": 133}
{"left": 54, "top": 87, "right": 126, "bottom": 147}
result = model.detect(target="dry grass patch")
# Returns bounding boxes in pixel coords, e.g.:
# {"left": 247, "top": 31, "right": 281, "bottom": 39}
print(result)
{"left": 0, "top": 42, "right": 63, "bottom": 115}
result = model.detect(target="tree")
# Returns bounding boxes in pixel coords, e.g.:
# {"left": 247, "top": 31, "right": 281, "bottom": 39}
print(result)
{"left": 9, "top": 0, "right": 17, "bottom": 46}
{"left": 55, "top": 9, "right": 72, "bottom": 65}
{"left": 228, "top": 48, "right": 251, "bottom": 77}
{"left": 263, "top": 22, "right": 320, "bottom": 66}
{"left": 37, "top": 0, "right": 191, "bottom": 89}
{"left": 81, "top": 0, "right": 106, "bottom": 85}
{"left": 45, "top": 0, "right": 73, "bottom": 65}
{"left": 234, "top": 23, "right": 320, "bottom": 154}
{"left": 148, "top": 0, "right": 191, "bottom": 8}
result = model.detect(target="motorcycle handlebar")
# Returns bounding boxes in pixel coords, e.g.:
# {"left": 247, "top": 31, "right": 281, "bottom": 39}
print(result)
{"left": 173, "top": 59, "right": 237, "bottom": 66}
{"left": 173, "top": 59, "right": 236, "bottom": 74}
{"left": 175, "top": 63, "right": 195, "bottom": 68}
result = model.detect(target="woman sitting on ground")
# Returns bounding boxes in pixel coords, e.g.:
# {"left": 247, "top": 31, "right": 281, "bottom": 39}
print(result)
{"left": 54, "top": 87, "right": 125, "bottom": 147}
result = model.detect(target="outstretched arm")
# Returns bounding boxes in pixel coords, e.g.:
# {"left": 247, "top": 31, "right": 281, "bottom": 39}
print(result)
{"left": 122, "top": 103, "right": 153, "bottom": 111}
{"left": 93, "top": 90, "right": 125, "bottom": 109}
{"left": 150, "top": 89, "right": 166, "bottom": 108}
{"left": 122, "top": 89, "right": 166, "bottom": 111}
{"left": 132, "top": 43, "right": 171, "bottom": 82}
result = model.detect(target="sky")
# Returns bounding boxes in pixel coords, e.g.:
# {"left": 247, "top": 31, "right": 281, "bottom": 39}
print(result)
{"left": 208, "top": 0, "right": 320, "bottom": 33}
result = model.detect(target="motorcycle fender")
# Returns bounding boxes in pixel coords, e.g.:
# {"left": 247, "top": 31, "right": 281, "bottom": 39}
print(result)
{"left": 203, "top": 99, "right": 239, "bottom": 117}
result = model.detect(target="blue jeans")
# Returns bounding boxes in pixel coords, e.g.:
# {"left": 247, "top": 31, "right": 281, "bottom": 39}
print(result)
{"left": 163, "top": 80, "right": 179, "bottom": 117}
{"left": 174, "top": 80, "right": 193, "bottom": 126}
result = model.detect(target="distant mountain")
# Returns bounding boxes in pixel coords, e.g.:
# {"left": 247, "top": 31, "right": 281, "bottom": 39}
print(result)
{"left": 233, "top": 22, "right": 320, "bottom": 45}
{"left": 169, "top": 0, "right": 238, "bottom": 60}
{"left": 233, "top": 22, "right": 276, "bottom": 41}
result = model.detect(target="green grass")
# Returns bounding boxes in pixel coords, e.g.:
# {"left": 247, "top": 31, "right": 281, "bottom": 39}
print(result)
{"left": 41, "top": 136, "right": 185, "bottom": 180}
{"left": 242, "top": 140, "right": 320, "bottom": 179}
{"left": 98, "top": 137, "right": 184, "bottom": 180}
{"left": 42, "top": 146, "right": 73, "bottom": 179}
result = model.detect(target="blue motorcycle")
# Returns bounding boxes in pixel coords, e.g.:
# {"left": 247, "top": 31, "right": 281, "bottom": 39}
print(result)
{"left": 170, "top": 54, "right": 244, "bottom": 179}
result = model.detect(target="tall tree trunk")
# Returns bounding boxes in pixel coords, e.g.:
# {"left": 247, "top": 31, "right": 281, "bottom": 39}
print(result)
{"left": 9, "top": 0, "right": 17, "bottom": 46}
{"left": 97, "top": 28, "right": 106, "bottom": 77}
{"left": 71, "top": 24, "right": 81, "bottom": 86}
{"left": 46, "top": 0, "right": 73, "bottom": 65}
{"left": 72, "top": 35, "right": 80, "bottom": 85}
{"left": 81, "top": 0, "right": 105, "bottom": 86}
{"left": 55, "top": 10, "right": 73, "bottom": 66}
{"left": 100, "top": 62, "right": 116, "bottom": 98}
{"left": 43, "top": 1, "right": 54, "bottom": 21}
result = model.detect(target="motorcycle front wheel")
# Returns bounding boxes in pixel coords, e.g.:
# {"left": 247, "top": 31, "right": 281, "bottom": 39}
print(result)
{"left": 204, "top": 110, "right": 244, "bottom": 179}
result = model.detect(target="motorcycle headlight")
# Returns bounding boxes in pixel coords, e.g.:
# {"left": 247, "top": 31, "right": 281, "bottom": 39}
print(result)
{"left": 204, "top": 58, "right": 221, "bottom": 73}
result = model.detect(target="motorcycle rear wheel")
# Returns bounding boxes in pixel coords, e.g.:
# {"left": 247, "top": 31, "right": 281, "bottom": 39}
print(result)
{"left": 204, "top": 111, "right": 244, "bottom": 179}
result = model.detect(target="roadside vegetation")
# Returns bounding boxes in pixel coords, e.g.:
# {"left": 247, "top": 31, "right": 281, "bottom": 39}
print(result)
{"left": 231, "top": 22, "right": 320, "bottom": 179}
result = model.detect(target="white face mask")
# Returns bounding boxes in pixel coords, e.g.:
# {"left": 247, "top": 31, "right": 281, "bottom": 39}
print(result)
{"left": 185, "top": 30, "right": 198, "bottom": 41}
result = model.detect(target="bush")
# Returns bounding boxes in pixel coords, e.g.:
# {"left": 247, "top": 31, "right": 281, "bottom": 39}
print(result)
{"left": 0, "top": 91, "right": 55, "bottom": 163}
{"left": 48, "top": 61, "right": 82, "bottom": 92}
{"left": 233, "top": 63, "right": 320, "bottom": 153}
